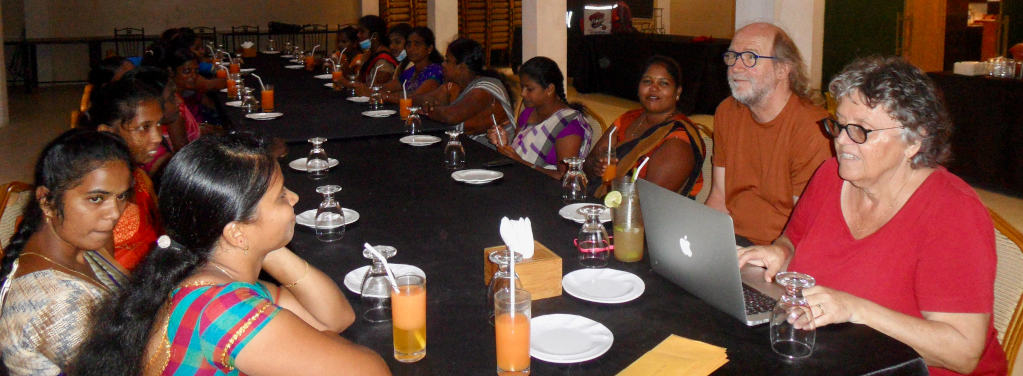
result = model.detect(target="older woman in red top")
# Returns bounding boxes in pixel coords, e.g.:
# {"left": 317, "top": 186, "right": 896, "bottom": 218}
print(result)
{"left": 739, "top": 56, "right": 1006, "bottom": 375}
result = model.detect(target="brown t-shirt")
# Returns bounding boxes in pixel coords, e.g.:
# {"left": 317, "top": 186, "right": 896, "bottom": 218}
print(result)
{"left": 712, "top": 94, "right": 832, "bottom": 245}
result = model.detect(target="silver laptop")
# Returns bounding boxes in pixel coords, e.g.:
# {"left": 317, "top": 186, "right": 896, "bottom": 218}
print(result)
{"left": 636, "top": 179, "right": 783, "bottom": 326}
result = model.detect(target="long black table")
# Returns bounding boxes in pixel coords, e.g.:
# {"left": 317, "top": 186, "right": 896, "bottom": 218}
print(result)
{"left": 273, "top": 137, "right": 926, "bottom": 375}
{"left": 221, "top": 54, "right": 451, "bottom": 142}
{"left": 928, "top": 72, "right": 1023, "bottom": 198}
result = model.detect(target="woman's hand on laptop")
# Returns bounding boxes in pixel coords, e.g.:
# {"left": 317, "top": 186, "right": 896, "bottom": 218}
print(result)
{"left": 736, "top": 236, "right": 794, "bottom": 282}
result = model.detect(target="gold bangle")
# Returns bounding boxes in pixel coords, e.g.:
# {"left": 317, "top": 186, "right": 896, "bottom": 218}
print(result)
{"left": 282, "top": 260, "right": 309, "bottom": 288}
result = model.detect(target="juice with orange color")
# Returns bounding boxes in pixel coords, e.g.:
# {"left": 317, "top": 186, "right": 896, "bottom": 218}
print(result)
{"left": 602, "top": 164, "right": 617, "bottom": 182}
{"left": 261, "top": 87, "right": 275, "bottom": 112}
{"left": 226, "top": 79, "right": 238, "bottom": 98}
{"left": 331, "top": 71, "right": 343, "bottom": 91}
{"left": 391, "top": 277, "right": 426, "bottom": 363}
{"left": 216, "top": 68, "right": 227, "bottom": 79}
{"left": 400, "top": 97, "right": 413, "bottom": 119}
{"left": 495, "top": 313, "right": 530, "bottom": 374}
{"left": 304, "top": 55, "right": 316, "bottom": 71}
{"left": 228, "top": 63, "right": 240, "bottom": 74}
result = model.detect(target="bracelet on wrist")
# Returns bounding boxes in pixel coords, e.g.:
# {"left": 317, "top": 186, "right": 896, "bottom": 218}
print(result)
{"left": 282, "top": 260, "right": 309, "bottom": 288}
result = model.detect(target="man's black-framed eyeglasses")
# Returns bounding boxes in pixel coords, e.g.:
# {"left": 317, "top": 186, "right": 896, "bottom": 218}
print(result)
{"left": 722, "top": 50, "right": 776, "bottom": 68}
{"left": 818, "top": 118, "right": 904, "bottom": 144}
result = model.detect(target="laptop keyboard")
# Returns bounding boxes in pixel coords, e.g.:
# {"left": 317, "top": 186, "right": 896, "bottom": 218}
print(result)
{"left": 742, "top": 284, "right": 777, "bottom": 315}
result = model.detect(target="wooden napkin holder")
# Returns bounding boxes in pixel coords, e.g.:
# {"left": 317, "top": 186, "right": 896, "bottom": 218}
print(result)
{"left": 483, "top": 241, "right": 562, "bottom": 300}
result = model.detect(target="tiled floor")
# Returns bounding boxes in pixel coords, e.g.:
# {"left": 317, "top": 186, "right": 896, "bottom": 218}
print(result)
{"left": 2, "top": 83, "right": 1021, "bottom": 232}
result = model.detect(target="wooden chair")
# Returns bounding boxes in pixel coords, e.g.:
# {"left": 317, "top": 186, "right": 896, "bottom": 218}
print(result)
{"left": 192, "top": 26, "right": 217, "bottom": 50}
{"left": 224, "top": 25, "right": 260, "bottom": 53}
{"left": 0, "top": 182, "right": 33, "bottom": 255}
{"left": 301, "top": 24, "right": 329, "bottom": 53}
{"left": 990, "top": 208, "right": 1023, "bottom": 375}
{"left": 582, "top": 106, "right": 607, "bottom": 151}
{"left": 114, "top": 27, "right": 146, "bottom": 57}
{"left": 692, "top": 122, "right": 714, "bottom": 203}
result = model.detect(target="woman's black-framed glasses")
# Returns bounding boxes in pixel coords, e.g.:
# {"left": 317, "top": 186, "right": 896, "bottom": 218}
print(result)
{"left": 818, "top": 118, "right": 904, "bottom": 144}
{"left": 722, "top": 50, "right": 776, "bottom": 68}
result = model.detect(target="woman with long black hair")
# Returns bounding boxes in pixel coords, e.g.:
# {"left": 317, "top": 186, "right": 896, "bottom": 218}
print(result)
{"left": 72, "top": 133, "right": 389, "bottom": 375}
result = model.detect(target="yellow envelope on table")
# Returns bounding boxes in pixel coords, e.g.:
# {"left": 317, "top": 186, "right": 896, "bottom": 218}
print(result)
{"left": 617, "top": 334, "right": 729, "bottom": 376}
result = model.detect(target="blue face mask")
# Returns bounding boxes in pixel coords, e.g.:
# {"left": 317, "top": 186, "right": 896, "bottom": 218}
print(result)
{"left": 396, "top": 49, "right": 407, "bottom": 62}
{"left": 359, "top": 38, "right": 371, "bottom": 50}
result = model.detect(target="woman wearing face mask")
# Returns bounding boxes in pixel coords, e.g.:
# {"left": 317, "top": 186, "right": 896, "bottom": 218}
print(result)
{"left": 353, "top": 15, "right": 397, "bottom": 86}
{"left": 82, "top": 79, "right": 165, "bottom": 271}
{"left": 380, "top": 26, "right": 444, "bottom": 103}
{"left": 0, "top": 129, "right": 133, "bottom": 376}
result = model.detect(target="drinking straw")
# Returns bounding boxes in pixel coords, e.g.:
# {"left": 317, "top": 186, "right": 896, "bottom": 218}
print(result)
{"left": 363, "top": 243, "right": 400, "bottom": 293}
{"left": 311, "top": 44, "right": 321, "bottom": 56}
{"left": 369, "top": 63, "right": 383, "bottom": 87}
{"left": 250, "top": 74, "right": 266, "bottom": 91}
{"left": 491, "top": 114, "right": 504, "bottom": 146}
{"left": 633, "top": 156, "right": 651, "bottom": 182}
{"left": 402, "top": 80, "right": 408, "bottom": 99}
{"left": 508, "top": 237, "right": 516, "bottom": 317}
{"left": 605, "top": 126, "right": 617, "bottom": 161}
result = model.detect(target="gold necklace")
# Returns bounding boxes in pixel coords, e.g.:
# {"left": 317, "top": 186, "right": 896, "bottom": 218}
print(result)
{"left": 19, "top": 251, "right": 109, "bottom": 291}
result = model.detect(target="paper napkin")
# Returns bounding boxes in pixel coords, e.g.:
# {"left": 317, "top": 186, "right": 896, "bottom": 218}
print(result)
{"left": 617, "top": 335, "right": 729, "bottom": 376}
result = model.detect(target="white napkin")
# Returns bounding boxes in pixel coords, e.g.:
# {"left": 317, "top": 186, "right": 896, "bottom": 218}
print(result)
{"left": 241, "top": 41, "right": 255, "bottom": 49}
{"left": 499, "top": 217, "right": 535, "bottom": 259}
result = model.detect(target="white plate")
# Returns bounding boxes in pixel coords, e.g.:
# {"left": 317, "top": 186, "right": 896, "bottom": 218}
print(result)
{"left": 239, "top": 68, "right": 255, "bottom": 73}
{"left": 399, "top": 135, "right": 441, "bottom": 146}
{"left": 284, "top": 65, "right": 304, "bottom": 69}
{"left": 559, "top": 203, "right": 611, "bottom": 224}
{"left": 290, "top": 59, "right": 302, "bottom": 63}
{"left": 295, "top": 208, "right": 359, "bottom": 228}
{"left": 344, "top": 264, "right": 426, "bottom": 296}
{"left": 346, "top": 96, "right": 370, "bottom": 103}
{"left": 324, "top": 83, "right": 335, "bottom": 88}
{"left": 245, "top": 112, "right": 283, "bottom": 120}
{"left": 288, "top": 158, "right": 339, "bottom": 171}
{"left": 219, "top": 88, "right": 228, "bottom": 93}
{"left": 362, "top": 110, "right": 396, "bottom": 117}
{"left": 452, "top": 169, "right": 503, "bottom": 184}
{"left": 530, "top": 314, "right": 614, "bottom": 363}
{"left": 261, "top": 50, "right": 280, "bottom": 55}
{"left": 280, "top": 54, "right": 295, "bottom": 58}
{"left": 314, "top": 74, "right": 333, "bottom": 79}
{"left": 225, "top": 100, "right": 243, "bottom": 108}
{"left": 562, "top": 268, "right": 644, "bottom": 304}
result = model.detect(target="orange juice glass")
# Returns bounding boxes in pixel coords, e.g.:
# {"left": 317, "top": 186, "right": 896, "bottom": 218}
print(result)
{"left": 216, "top": 66, "right": 227, "bottom": 79}
{"left": 304, "top": 54, "right": 317, "bottom": 71}
{"left": 601, "top": 164, "right": 617, "bottom": 182}
{"left": 331, "top": 71, "right": 343, "bottom": 91}
{"left": 494, "top": 288, "right": 530, "bottom": 375}
{"left": 400, "top": 97, "right": 413, "bottom": 119}
{"left": 261, "top": 84, "right": 275, "bottom": 112}
{"left": 226, "top": 75, "right": 238, "bottom": 98}
{"left": 391, "top": 275, "right": 426, "bottom": 363}
{"left": 229, "top": 57, "right": 242, "bottom": 74}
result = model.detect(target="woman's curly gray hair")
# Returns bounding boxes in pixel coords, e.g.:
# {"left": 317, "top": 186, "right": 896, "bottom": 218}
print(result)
{"left": 828, "top": 56, "right": 952, "bottom": 168}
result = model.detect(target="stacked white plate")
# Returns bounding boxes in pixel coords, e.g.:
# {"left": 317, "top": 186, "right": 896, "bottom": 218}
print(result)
{"left": 399, "top": 135, "right": 441, "bottom": 146}
{"left": 530, "top": 314, "right": 614, "bottom": 363}
{"left": 288, "top": 158, "right": 339, "bottom": 170}
{"left": 284, "top": 64, "right": 304, "bottom": 69}
{"left": 343, "top": 264, "right": 425, "bottom": 295}
{"left": 314, "top": 74, "right": 333, "bottom": 79}
{"left": 362, "top": 110, "right": 396, "bottom": 118}
{"left": 245, "top": 112, "right": 283, "bottom": 120}
{"left": 451, "top": 169, "right": 503, "bottom": 184}
{"left": 347, "top": 96, "right": 370, "bottom": 103}
{"left": 562, "top": 268, "right": 645, "bottom": 304}
{"left": 295, "top": 208, "right": 359, "bottom": 228}
{"left": 559, "top": 203, "right": 611, "bottom": 224}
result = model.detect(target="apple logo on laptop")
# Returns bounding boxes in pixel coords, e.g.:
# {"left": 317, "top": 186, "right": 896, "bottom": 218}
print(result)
{"left": 679, "top": 236, "right": 693, "bottom": 257}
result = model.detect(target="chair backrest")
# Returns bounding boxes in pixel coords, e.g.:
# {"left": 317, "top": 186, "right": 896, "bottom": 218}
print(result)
{"left": 692, "top": 122, "right": 714, "bottom": 203}
{"left": 0, "top": 182, "right": 33, "bottom": 256}
{"left": 990, "top": 208, "right": 1023, "bottom": 376}
{"left": 225, "top": 25, "right": 260, "bottom": 53}
{"left": 192, "top": 26, "right": 217, "bottom": 51}
{"left": 301, "top": 24, "right": 329, "bottom": 53}
{"left": 582, "top": 106, "right": 607, "bottom": 151}
{"left": 114, "top": 27, "right": 146, "bottom": 58}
